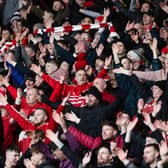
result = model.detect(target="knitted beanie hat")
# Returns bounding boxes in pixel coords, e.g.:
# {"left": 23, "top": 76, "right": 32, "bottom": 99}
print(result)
{"left": 10, "top": 12, "right": 21, "bottom": 24}
{"left": 81, "top": 86, "right": 102, "bottom": 102}
{"left": 161, "top": 46, "right": 168, "bottom": 54}
{"left": 147, "top": 130, "right": 164, "bottom": 143}
{"left": 95, "top": 16, "right": 104, "bottom": 23}
{"left": 75, "top": 53, "right": 88, "bottom": 70}
{"left": 127, "top": 48, "right": 144, "bottom": 62}
{"left": 153, "top": 80, "right": 166, "bottom": 92}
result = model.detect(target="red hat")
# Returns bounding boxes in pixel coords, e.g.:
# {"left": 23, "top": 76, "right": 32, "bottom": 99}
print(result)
{"left": 109, "top": 25, "right": 120, "bottom": 39}
{"left": 95, "top": 16, "right": 104, "bottom": 23}
{"left": 75, "top": 53, "right": 88, "bottom": 70}
{"left": 161, "top": 46, "right": 168, "bottom": 54}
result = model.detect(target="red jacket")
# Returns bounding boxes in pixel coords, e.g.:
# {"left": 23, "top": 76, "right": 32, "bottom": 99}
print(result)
{"left": 7, "top": 85, "right": 53, "bottom": 116}
{"left": 42, "top": 68, "right": 108, "bottom": 107}
{"left": 102, "top": 90, "right": 116, "bottom": 104}
{"left": 5, "top": 104, "right": 64, "bottom": 153}
{"left": 68, "top": 126, "right": 102, "bottom": 150}
{"left": 1, "top": 115, "right": 17, "bottom": 152}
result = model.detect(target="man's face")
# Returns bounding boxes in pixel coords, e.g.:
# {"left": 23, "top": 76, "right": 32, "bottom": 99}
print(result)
{"left": 116, "top": 112, "right": 130, "bottom": 128}
{"left": 141, "top": 3, "right": 150, "bottom": 13}
{"left": 102, "top": 125, "right": 116, "bottom": 140}
{"left": 151, "top": 85, "right": 163, "bottom": 99}
{"left": 75, "top": 40, "right": 88, "bottom": 53}
{"left": 85, "top": 94, "right": 99, "bottom": 107}
{"left": 97, "top": 147, "right": 112, "bottom": 165}
{"left": 81, "top": 17, "right": 93, "bottom": 25}
{"left": 52, "top": 1, "right": 64, "bottom": 12}
{"left": 75, "top": 70, "right": 87, "bottom": 85}
{"left": 45, "top": 62, "right": 58, "bottom": 75}
{"left": 2, "top": 30, "right": 10, "bottom": 40}
{"left": 26, "top": 88, "right": 39, "bottom": 105}
{"left": 95, "top": 59, "right": 105, "bottom": 71}
{"left": 25, "top": 80, "right": 35, "bottom": 89}
{"left": 121, "top": 58, "right": 131, "bottom": 70}
{"left": 93, "top": 78, "right": 106, "bottom": 92}
{"left": 53, "top": 149, "right": 67, "bottom": 161}
{"left": 134, "top": 23, "right": 144, "bottom": 37}
{"left": 143, "top": 14, "right": 153, "bottom": 26}
{"left": 32, "top": 109, "right": 47, "bottom": 125}
{"left": 143, "top": 146, "right": 158, "bottom": 164}
{"left": 160, "top": 28, "right": 168, "bottom": 40}
{"left": 31, "top": 152, "right": 45, "bottom": 165}
{"left": 116, "top": 42, "right": 126, "bottom": 56}
{"left": 43, "top": 11, "right": 51, "bottom": 23}
{"left": 6, "top": 150, "right": 20, "bottom": 166}
{"left": 25, "top": 47, "right": 35, "bottom": 58}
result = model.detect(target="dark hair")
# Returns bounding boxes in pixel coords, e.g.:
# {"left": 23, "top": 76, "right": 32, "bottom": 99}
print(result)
{"left": 35, "top": 129, "right": 45, "bottom": 140}
{"left": 25, "top": 44, "right": 36, "bottom": 53}
{"left": 6, "top": 144, "right": 20, "bottom": 153}
{"left": 95, "top": 143, "right": 112, "bottom": 156}
{"left": 30, "top": 143, "right": 46, "bottom": 156}
{"left": 145, "top": 143, "right": 159, "bottom": 152}
{"left": 102, "top": 121, "right": 118, "bottom": 131}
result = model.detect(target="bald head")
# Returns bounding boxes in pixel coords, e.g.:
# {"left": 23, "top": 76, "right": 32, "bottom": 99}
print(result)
{"left": 93, "top": 78, "right": 107, "bottom": 92}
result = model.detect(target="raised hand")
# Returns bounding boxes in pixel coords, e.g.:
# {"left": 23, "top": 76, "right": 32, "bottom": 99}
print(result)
{"left": 85, "top": 65, "right": 93, "bottom": 76}
{"left": 24, "top": 159, "right": 35, "bottom": 168}
{"left": 105, "top": 55, "right": 112, "bottom": 68}
{"left": 52, "top": 111, "right": 67, "bottom": 132}
{"left": 0, "top": 93, "right": 8, "bottom": 105}
{"left": 17, "top": 88, "right": 22, "bottom": 98}
{"left": 152, "top": 100, "right": 162, "bottom": 117}
{"left": 137, "top": 98, "right": 144, "bottom": 113}
{"left": 96, "top": 43, "right": 104, "bottom": 57}
{"left": 46, "top": 129, "right": 59, "bottom": 143}
{"left": 64, "top": 111, "right": 80, "bottom": 124}
{"left": 61, "top": 92, "right": 71, "bottom": 106}
{"left": 82, "top": 152, "right": 92, "bottom": 167}
{"left": 30, "top": 64, "right": 42, "bottom": 76}
{"left": 1, "top": 69, "right": 11, "bottom": 87}
{"left": 127, "top": 117, "right": 138, "bottom": 132}
{"left": 149, "top": 38, "right": 158, "bottom": 51}
{"left": 20, "top": 28, "right": 29, "bottom": 41}
{"left": 115, "top": 147, "right": 128, "bottom": 162}
{"left": 159, "top": 140, "right": 168, "bottom": 157}
{"left": 125, "top": 20, "right": 135, "bottom": 32}
{"left": 143, "top": 112, "right": 152, "bottom": 126}
{"left": 104, "top": 8, "right": 110, "bottom": 18}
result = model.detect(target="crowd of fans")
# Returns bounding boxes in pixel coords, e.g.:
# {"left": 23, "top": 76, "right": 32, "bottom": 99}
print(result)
{"left": 0, "top": 0, "right": 167, "bottom": 167}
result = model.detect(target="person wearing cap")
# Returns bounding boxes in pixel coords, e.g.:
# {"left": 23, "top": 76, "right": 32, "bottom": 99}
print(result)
{"left": 62, "top": 86, "right": 124, "bottom": 137}
{"left": 145, "top": 130, "right": 164, "bottom": 145}
{"left": 127, "top": 48, "right": 144, "bottom": 70}
{"left": 143, "top": 80, "right": 166, "bottom": 115}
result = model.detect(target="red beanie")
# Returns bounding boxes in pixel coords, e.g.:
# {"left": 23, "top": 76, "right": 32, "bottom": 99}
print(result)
{"left": 161, "top": 46, "right": 168, "bottom": 54}
{"left": 95, "top": 16, "right": 104, "bottom": 23}
{"left": 75, "top": 53, "right": 87, "bottom": 70}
